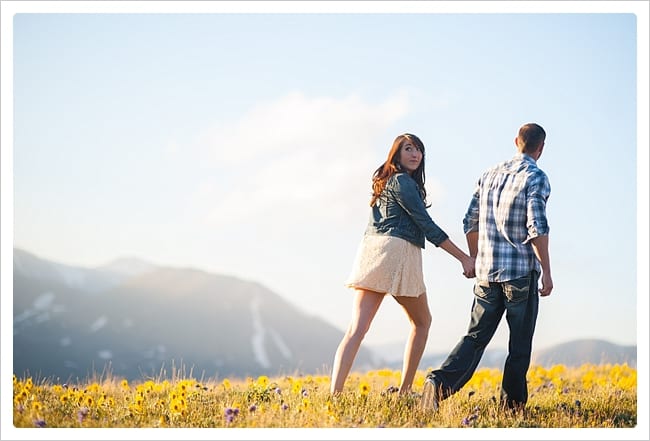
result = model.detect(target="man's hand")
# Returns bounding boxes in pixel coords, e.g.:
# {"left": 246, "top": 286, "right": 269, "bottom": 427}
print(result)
{"left": 539, "top": 273, "right": 553, "bottom": 296}
{"left": 462, "top": 256, "right": 476, "bottom": 279}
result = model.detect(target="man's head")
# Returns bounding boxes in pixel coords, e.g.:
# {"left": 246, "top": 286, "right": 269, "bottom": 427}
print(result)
{"left": 515, "top": 123, "right": 546, "bottom": 159}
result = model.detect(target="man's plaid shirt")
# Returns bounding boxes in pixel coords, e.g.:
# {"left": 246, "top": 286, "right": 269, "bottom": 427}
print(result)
{"left": 463, "top": 153, "right": 551, "bottom": 282}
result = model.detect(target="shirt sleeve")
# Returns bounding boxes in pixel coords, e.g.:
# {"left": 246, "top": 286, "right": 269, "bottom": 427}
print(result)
{"left": 524, "top": 170, "right": 551, "bottom": 243}
{"left": 463, "top": 179, "right": 481, "bottom": 234}
{"left": 391, "top": 174, "right": 449, "bottom": 247}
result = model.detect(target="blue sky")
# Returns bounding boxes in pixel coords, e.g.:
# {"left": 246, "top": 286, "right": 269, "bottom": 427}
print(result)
{"left": 3, "top": 0, "right": 648, "bottom": 374}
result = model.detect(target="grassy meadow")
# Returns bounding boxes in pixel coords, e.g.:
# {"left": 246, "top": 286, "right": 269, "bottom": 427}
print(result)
{"left": 12, "top": 363, "right": 637, "bottom": 430}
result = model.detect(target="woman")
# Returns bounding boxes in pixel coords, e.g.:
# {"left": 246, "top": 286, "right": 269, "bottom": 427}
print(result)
{"left": 330, "top": 133, "right": 475, "bottom": 396}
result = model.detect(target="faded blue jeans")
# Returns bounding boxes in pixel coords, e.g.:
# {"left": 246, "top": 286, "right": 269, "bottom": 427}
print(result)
{"left": 427, "top": 270, "right": 539, "bottom": 409}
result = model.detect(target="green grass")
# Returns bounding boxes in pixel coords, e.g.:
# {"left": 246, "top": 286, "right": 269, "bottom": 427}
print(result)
{"left": 12, "top": 363, "right": 637, "bottom": 429}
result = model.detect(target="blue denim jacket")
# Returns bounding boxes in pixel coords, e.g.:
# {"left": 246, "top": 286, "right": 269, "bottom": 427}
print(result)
{"left": 365, "top": 172, "right": 449, "bottom": 249}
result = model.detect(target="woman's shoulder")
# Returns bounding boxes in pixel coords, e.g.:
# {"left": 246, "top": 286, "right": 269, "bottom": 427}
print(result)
{"left": 386, "top": 173, "right": 419, "bottom": 198}
{"left": 390, "top": 172, "right": 416, "bottom": 187}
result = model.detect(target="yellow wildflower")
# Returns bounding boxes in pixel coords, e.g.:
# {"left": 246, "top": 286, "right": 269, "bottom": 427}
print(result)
{"left": 359, "top": 382, "right": 371, "bottom": 396}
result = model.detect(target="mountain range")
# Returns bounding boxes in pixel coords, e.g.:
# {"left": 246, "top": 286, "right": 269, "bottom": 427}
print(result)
{"left": 12, "top": 248, "right": 636, "bottom": 383}
{"left": 13, "top": 248, "right": 377, "bottom": 383}
{"left": 373, "top": 338, "right": 637, "bottom": 373}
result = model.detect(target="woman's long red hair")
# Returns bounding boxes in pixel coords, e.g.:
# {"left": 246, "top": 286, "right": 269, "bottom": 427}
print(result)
{"left": 370, "top": 133, "right": 428, "bottom": 207}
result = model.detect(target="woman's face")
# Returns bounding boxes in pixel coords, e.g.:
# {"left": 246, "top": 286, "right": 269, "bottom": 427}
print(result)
{"left": 398, "top": 140, "right": 423, "bottom": 174}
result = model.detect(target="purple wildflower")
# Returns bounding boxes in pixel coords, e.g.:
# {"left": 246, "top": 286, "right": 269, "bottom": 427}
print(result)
{"left": 274, "top": 387, "right": 282, "bottom": 395}
{"left": 381, "top": 385, "right": 399, "bottom": 396}
{"left": 281, "top": 403, "right": 289, "bottom": 411}
{"left": 462, "top": 412, "right": 479, "bottom": 426}
{"left": 77, "top": 407, "right": 89, "bottom": 424}
{"left": 33, "top": 419, "right": 46, "bottom": 428}
{"left": 224, "top": 406, "right": 240, "bottom": 423}
{"left": 301, "top": 388, "right": 309, "bottom": 397}
{"left": 249, "top": 404, "right": 257, "bottom": 413}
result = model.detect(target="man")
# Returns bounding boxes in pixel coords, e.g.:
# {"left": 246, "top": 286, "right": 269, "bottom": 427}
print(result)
{"left": 422, "top": 122, "right": 553, "bottom": 412}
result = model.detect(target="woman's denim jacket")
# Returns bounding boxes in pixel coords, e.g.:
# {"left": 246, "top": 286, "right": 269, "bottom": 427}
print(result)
{"left": 365, "top": 173, "right": 449, "bottom": 249}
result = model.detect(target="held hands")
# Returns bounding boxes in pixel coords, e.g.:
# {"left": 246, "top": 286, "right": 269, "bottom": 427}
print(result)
{"left": 461, "top": 255, "right": 476, "bottom": 279}
{"left": 439, "top": 239, "right": 476, "bottom": 279}
{"left": 538, "top": 272, "right": 553, "bottom": 296}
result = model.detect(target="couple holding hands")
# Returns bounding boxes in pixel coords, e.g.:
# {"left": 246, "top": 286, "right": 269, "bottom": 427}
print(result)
{"left": 330, "top": 123, "right": 553, "bottom": 412}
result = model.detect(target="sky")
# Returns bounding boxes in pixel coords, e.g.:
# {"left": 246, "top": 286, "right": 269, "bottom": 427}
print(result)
{"left": 1, "top": 1, "right": 648, "bottom": 440}
{"left": 3, "top": 0, "right": 648, "bottom": 349}
{"left": 3, "top": 1, "right": 648, "bottom": 353}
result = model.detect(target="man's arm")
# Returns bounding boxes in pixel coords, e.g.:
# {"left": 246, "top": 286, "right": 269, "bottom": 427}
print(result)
{"left": 530, "top": 235, "right": 553, "bottom": 296}
{"left": 466, "top": 231, "right": 478, "bottom": 257}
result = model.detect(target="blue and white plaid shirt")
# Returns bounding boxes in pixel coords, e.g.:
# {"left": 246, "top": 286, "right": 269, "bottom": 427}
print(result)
{"left": 463, "top": 153, "right": 551, "bottom": 282}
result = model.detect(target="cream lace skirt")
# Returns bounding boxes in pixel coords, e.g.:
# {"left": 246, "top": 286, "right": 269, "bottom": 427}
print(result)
{"left": 345, "top": 234, "right": 426, "bottom": 298}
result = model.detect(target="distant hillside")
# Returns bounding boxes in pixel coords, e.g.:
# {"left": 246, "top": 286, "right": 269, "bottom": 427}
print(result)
{"left": 13, "top": 248, "right": 378, "bottom": 382}
{"left": 531, "top": 339, "right": 636, "bottom": 368}
{"left": 373, "top": 345, "right": 510, "bottom": 371}
{"left": 370, "top": 339, "right": 636, "bottom": 371}
{"left": 13, "top": 248, "right": 637, "bottom": 384}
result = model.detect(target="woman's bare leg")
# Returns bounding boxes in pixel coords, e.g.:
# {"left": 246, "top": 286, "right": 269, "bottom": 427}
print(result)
{"left": 330, "top": 289, "right": 384, "bottom": 394}
{"left": 393, "top": 292, "right": 432, "bottom": 394}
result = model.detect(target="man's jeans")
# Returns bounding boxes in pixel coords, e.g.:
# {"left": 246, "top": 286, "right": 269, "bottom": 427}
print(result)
{"left": 427, "top": 270, "right": 540, "bottom": 408}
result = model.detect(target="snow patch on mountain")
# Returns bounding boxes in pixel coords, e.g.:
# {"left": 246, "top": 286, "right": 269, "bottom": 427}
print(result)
{"left": 269, "top": 329, "right": 292, "bottom": 360}
{"left": 90, "top": 316, "right": 108, "bottom": 333}
{"left": 250, "top": 296, "right": 271, "bottom": 369}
